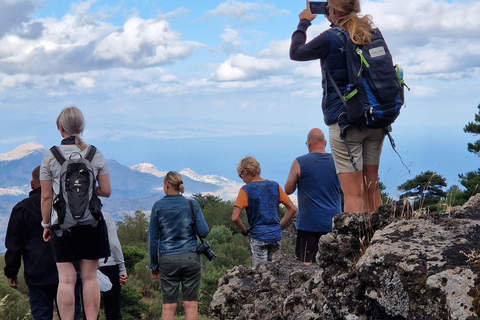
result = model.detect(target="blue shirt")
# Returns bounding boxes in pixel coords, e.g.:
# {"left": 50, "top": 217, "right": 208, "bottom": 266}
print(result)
{"left": 148, "top": 194, "right": 209, "bottom": 270}
{"left": 296, "top": 153, "right": 342, "bottom": 232}
{"left": 240, "top": 180, "right": 283, "bottom": 243}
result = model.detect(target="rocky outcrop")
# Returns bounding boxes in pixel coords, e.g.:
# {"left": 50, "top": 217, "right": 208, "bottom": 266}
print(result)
{"left": 210, "top": 196, "right": 480, "bottom": 319}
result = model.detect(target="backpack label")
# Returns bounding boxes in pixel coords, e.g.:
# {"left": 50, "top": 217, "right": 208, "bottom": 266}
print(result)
{"left": 369, "top": 46, "right": 386, "bottom": 58}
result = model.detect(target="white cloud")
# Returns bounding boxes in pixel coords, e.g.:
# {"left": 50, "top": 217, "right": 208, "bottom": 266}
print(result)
{"left": 360, "top": 0, "right": 480, "bottom": 79}
{"left": 220, "top": 26, "right": 241, "bottom": 48}
{"left": 209, "top": 53, "right": 284, "bottom": 81}
{"left": 409, "top": 85, "right": 439, "bottom": 98}
{"left": 258, "top": 39, "right": 290, "bottom": 58}
{"left": 0, "top": 8, "right": 201, "bottom": 76}
{"left": 93, "top": 16, "right": 198, "bottom": 67}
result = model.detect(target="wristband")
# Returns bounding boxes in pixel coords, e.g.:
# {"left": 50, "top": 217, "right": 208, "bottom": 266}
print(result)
{"left": 41, "top": 221, "right": 51, "bottom": 228}
{"left": 242, "top": 230, "right": 249, "bottom": 236}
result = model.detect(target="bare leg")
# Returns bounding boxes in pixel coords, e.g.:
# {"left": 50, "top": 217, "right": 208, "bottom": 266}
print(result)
{"left": 184, "top": 301, "right": 198, "bottom": 320}
{"left": 363, "top": 164, "right": 382, "bottom": 213}
{"left": 56, "top": 262, "right": 77, "bottom": 320}
{"left": 79, "top": 259, "right": 100, "bottom": 320}
{"left": 162, "top": 303, "right": 177, "bottom": 320}
{"left": 338, "top": 171, "right": 364, "bottom": 213}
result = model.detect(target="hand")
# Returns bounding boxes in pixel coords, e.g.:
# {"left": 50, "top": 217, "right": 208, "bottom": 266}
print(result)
{"left": 151, "top": 269, "right": 159, "bottom": 279}
{"left": 119, "top": 274, "right": 128, "bottom": 285}
{"left": 300, "top": 0, "right": 317, "bottom": 21}
{"left": 8, "top": 276, "right": 18, "bottom": 289}
{"left": 43, "top": 227, "right": 51, "bottom": 242}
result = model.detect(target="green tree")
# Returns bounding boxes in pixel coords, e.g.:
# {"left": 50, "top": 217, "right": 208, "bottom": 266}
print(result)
{"left": 117, "top": 210, "right": 149, "bottom": 250}
{"left": 457, "top": 104, "right": 480, "bottom": 204}
{"left": 463, "top": 104, "right": 480, "bottom": 155}
{"left": 122, "top": 245, "right": 146, "bottom": 272}
{"left": 458, "top": 169, "right": 480, "bottom": 202}
{"left": 192, "top": 193, "right": 223, "bottom": 209}
{"left": 120, "top": 284, "right": 149, "bottom": 320}
{"left": 398, "top": 171, "right": 447, "bottom": 210}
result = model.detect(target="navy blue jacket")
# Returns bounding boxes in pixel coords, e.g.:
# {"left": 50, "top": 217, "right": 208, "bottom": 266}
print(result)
{"left": 290, "top": 19, "right": 348, "bottom": 126}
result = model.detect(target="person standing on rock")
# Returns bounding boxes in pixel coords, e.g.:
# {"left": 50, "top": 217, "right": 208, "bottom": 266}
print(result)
{"left": 290, "top": 0, "right": 386, "bottom": 213}
{"left": 284, "top": 128, "right": 342, "bottom": 265}
{"left": 232, "top": 156, "right": 297, "bottom": 267}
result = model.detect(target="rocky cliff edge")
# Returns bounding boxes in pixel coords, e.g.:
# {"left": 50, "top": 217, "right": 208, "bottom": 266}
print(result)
{"left": 210, "top": 195, "right": 480, "bottom": 320}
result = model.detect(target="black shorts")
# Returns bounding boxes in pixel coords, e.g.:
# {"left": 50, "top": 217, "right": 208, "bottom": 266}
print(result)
{"left": 51, "top": 222, "right": 108, "bottom": 262}
{"left": 295, "top": 230, "right": 327, "bottom": 263}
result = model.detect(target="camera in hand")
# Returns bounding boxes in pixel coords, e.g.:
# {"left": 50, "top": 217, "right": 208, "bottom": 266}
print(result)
{"left": 309, "top": 1, "right": 328, "bottom": 14}
{"left": 196, "top": 242, "right": 216, "bottom": 261}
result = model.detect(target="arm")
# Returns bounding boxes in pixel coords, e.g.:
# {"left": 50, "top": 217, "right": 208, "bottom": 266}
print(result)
{"left": 148, "top": 207, "right": 159, "bottom": 272}
{"left": 96, "top": 173, "right": 111, "bottom": 198}
{"left": 40, "top": 180, "right": 53, "bottom": 242}
{"left": 232, "top": 206, "right": 249, "bottom": 236}
{"left": 280, "top": 200, "right": 297, "bottom": 229}
{"left": 284, "top": 160, "right": 300, "bottom": 195}
{"left": 4, "top": 205, "right": 23, "bottom": 286}
{"left": 104, "top": 213, "right": 128, "bottom": 282}
{"left": 193, "top": 201, "right": 210, "bottom": 239}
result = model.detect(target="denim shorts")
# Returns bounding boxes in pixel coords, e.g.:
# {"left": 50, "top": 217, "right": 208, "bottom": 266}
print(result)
{"left": 329, "top": 124, "right": 385, "bottom": 173}
{"left": 158, "top": 252, "right": 202, "bottom": 303}
{"left": 249, "top": 238, "right": 281, "bottom": 267}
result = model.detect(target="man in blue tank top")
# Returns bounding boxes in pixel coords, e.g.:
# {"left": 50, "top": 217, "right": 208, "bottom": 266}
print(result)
{"left": 285, "top": 128, "right": 342, "bottom": 265}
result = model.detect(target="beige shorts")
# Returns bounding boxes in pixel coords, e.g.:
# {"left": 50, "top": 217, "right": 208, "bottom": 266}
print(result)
{"left": 329, "top": 124, "right": 385, "bottom": 174}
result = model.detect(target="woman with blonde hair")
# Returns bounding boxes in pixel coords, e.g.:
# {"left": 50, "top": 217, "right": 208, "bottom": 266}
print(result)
{"left": 290, "top": 0, "right": 385, "bottom": 213}
{"left": 40, "top": 106, "right": 111, "bottom": 319}
{"left": 148, "top": 171, "right": 209, "bottom": 320}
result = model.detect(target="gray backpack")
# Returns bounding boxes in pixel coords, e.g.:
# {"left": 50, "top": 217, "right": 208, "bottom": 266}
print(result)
{"left": 50, "top": 145, "right": 102, "bottom": 230}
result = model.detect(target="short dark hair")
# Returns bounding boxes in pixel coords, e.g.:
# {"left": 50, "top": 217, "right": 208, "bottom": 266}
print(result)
{"left": 32, "top": 165, "right": 40, "bottom": 183}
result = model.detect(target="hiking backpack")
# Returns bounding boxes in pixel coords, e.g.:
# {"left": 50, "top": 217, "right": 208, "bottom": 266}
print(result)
{"left": 325, "top": 26, "right": 410, "bottom": 172}
{"left": 326, "top": 26, "right": 408, "bottom": 128}
{"left": 50, "top": 145, "right": 103, "bottom": 230}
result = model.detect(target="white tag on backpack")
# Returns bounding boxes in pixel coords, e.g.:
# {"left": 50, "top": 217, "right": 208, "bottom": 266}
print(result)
{"left": 369, "top": 46, "right": 386, "bottom": 58}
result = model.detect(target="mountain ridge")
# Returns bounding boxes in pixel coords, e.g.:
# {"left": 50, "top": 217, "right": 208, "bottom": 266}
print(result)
{"left": 0, "top": 142, "right": 244, "bottom": 252}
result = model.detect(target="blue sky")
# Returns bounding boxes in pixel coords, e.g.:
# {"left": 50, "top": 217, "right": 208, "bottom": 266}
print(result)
{"left": 0, "top": 0, "right": 479, "bottom": 198}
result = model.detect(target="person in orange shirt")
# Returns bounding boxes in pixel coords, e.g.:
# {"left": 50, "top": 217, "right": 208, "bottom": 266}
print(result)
{"left": 232, "top": 156, "right": 297, "bottom": 267}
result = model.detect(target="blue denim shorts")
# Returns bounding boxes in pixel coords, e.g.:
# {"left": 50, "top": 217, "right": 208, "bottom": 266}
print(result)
{"left": 158, "top": 252, "right": 202, "bottom": 303}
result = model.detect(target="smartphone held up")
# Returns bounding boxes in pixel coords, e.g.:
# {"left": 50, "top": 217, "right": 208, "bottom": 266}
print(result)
{"left": 309, "top": 1, "right": 329, "bottom": 15}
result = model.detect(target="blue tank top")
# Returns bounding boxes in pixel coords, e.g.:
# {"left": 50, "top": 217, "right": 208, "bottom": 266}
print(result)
{"left": 296, "top": 153, "right": 342, "bottom": 232}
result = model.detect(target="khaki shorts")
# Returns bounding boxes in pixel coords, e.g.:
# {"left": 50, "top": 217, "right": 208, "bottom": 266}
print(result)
{"left": 329, "top": 124, "right": 385, "bottom": 174}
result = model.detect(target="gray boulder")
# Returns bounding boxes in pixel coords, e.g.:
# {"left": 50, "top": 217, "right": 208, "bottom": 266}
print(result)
{"left": 210, "top": 196, "right": 480, "bottom": 319}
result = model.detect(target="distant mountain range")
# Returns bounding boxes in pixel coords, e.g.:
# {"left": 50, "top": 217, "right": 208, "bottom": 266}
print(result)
{"left": 0, "top": 143, "right": 244, "bottom": 252}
